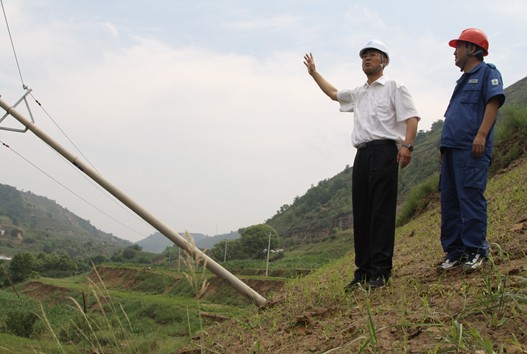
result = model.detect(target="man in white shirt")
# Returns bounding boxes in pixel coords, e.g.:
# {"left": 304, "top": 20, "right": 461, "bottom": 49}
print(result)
{"left": 303, "top": 40, "right": 419, "bottom": 290}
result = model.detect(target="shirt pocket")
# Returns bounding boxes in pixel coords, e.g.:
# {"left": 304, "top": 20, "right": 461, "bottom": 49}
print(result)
{"left": 373, "top": 97, "right": 392, "bottom": 117}
{"left": 459, "top": 85, "right": 481, "bottom": 104}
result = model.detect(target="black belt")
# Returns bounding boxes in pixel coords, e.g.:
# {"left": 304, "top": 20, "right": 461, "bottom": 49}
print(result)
{"left": 356, "top": 139, "right": 395, "bottom": 150}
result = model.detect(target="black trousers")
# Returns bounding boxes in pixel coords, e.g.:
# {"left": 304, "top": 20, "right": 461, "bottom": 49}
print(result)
{"left": 352, "top": 141, "right": 398, "bottom": 280}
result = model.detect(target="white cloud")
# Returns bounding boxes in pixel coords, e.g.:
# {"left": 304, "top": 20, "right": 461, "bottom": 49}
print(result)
{"left": 344, "top": 5, "right": 388, "bottom": 32}
{"left": 3, "top": 19, "right": 351, "bottom": 240}
{"left": 223, "top": 15, "right": 300, "bottom": 31}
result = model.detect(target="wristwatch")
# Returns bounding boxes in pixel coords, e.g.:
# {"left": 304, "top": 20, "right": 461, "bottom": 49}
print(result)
{"left": 402, "top": 143, "right": 414, "bottom": 152}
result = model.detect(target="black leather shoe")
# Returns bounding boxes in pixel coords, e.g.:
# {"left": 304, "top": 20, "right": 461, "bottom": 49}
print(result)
{"left": 344, "top": 277, "right": 367, "bottom": 292}
{"left": 368, "top": 276, "right": 388, "bottom": 289}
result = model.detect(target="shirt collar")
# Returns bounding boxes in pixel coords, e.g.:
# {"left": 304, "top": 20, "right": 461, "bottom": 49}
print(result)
{"left": 363, "top": 74, "right": 387, "bottom": 87}
{"left": 465, "top": 61, "right": 485, "bottom": 75}
{"left": 457, "top": 62, "right": 485, "bottom": 84}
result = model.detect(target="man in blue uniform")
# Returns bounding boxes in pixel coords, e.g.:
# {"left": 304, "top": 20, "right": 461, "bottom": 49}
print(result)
{"left": 438, "top": 28, "right": 505, "bottom": 271}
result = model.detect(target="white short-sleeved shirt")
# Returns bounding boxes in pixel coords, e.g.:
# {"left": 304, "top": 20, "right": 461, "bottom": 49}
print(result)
{"left": 336, "top": 75, "right": 420, "bottom": 147}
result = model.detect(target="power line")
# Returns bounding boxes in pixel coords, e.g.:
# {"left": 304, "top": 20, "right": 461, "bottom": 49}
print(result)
{"left": 0, "top": 138, "right": 148, "bottom": 238}
{"left": 1, "top": 0, "right": 100, "bottom": 175}
{"left": 1, "top": 0, "right": 26, "bottom": 88}
{"left": 1, "top": 1, "right": 152, "bottom": 240}
{"left": 28, "top": 93, "right": 102, "bottom": 176}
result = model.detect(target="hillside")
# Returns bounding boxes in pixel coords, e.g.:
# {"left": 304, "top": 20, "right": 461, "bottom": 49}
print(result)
{"left": 0, "top": 182, "right": 237, "bottom": 259}
{"left": 0, "top": 184, "right": 131, "bottom": 258}
{"left": 503, "top": 76, "right": 527, "bottom": 106}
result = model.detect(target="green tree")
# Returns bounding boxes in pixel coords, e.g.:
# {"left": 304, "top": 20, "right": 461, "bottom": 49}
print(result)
{"left": 58, "top": 254, "right": 77, "bottom": 271}
{"left": 9, "top": 252, "right": 37, "bottom": 282}
{"left": 36, "top": 252, "right": 58, "bottom": 272}
{"left": 131, "top": 244, "right": 143, "bottom": 251}
{"left": 122, "top": 247, "right": 137, "bottom": 260}
{"left": 207, "top": 225, "right": 281, "bottom": 261}
{"left": 208, "top": 240, "right": 228, "bottom": 262}
{"left": 238, "top": 224, "right": 280, "bottom": 260}
{"left": 89, "top": 254, "right": 108, "bottom": 265}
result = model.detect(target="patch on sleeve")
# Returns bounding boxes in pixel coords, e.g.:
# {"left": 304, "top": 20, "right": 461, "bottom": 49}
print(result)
{"left": 491, "top": 79, "right": 499, "bottom": 86}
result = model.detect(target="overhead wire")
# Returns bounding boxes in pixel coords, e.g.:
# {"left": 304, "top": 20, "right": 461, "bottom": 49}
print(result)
{"left": 28, "top": 93, "right": 102, "bottom": 176}
{"left": 1, "top": 0, "right": 25, "bottom": 89}
{"left": 1, "top": 1, "right": 152, "bottom": 239}
{"left": 0, "top": 139, "right": 147, "bottom": 237}
{"left": 1, "top": 0, "right": 99, "bottom": 174}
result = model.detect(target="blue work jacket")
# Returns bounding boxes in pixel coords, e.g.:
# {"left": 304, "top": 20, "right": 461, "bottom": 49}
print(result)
{"left": 441, "top": 62, "right": 505, "bottom": 155}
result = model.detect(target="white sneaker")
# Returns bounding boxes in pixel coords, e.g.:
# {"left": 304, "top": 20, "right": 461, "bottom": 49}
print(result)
{"left": 436, "top": 258, "right": 461, "bottom": 271}
{"left": 464, "top": 254, "right": 486, "bottom": 270}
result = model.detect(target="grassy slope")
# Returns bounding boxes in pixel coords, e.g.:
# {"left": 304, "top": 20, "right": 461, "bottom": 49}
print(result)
{"left": 197, "top": 157, "right": 527, "bottom": 353}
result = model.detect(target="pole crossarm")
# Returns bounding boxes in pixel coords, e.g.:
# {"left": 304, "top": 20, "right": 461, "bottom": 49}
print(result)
{"left": 0, "top": 95, "right": 268, "bottom": 307}
{"left": 0, "top": 90, "right": 34, "bottom": 132}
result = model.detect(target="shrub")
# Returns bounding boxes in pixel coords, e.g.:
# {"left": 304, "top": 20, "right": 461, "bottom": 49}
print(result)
{"left": 6, "top": 310, "right": 39, "bottom": 338}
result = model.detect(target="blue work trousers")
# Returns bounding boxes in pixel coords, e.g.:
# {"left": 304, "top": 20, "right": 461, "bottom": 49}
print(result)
{"left": 440, "top": 148, "right": 490, "bottom": 259}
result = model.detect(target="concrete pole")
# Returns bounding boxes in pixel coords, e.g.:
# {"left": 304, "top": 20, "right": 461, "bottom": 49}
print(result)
{"left": 265, "top": 231, "right": 271, "bottom": 277}
{"left": 0, "top": 96, "right": 267, "bottom": 307}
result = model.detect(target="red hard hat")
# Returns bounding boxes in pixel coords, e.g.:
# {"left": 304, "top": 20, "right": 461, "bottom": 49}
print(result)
{"left": 449, "top": 28, "right": 489, "bottom": 56}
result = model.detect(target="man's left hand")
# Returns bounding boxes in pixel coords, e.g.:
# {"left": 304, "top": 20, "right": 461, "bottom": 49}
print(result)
{"left": 398, "top": 148, "right": 412, "bottom": 169}
{"left": 472, "top": 133, "right": 486, "bottom": 158}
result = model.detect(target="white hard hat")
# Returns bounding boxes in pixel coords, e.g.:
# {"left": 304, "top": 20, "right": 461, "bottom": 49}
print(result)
{"left": 359, "top": 39, "right": 389, "bottom": 65}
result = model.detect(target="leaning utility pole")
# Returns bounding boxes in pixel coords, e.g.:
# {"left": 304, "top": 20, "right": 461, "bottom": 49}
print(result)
{"left": 0, "top": 94, "right": 267, "bottom": 307}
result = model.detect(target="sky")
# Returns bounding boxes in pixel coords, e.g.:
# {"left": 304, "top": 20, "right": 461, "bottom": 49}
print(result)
{"left": 1, "top": 0, "right": 526, "bottom": 243}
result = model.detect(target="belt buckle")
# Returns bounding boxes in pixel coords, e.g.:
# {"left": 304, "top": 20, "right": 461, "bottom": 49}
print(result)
{"left": 356, "top": 142, "right": 367, "bottom": 150}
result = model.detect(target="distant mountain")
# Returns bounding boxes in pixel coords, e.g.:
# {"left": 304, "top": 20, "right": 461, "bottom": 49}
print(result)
{"left": 0, "top": 182, "right": 239, "bottom": 258}
{"left": 136, "top": 231, "right": 240, "bottom": 253}
{"left": 0, "top": 184, "right": 131, "bottom": 258}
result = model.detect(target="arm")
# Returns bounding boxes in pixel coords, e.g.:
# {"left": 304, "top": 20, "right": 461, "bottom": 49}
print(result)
{"left": 472, "top": 96, "right": 501, "bottom": 158}
{"left": 398, "top": 117, "right": 419, "bottom": 169}
{"left": 303, "top": 53, "right": 338, "bottom": 101}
